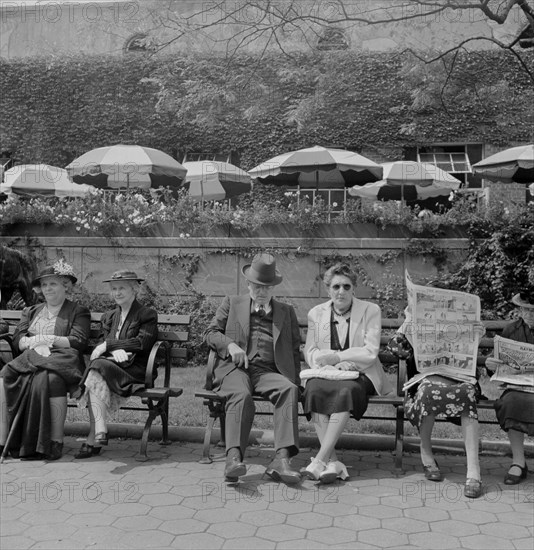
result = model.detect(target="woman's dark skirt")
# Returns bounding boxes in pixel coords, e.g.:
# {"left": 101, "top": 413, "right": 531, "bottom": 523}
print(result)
{"left": 82, "top": 358, "right": 145, "bottom": 397}
{"left": 494, "top": 389, "right": 534, "bottom": 436}
{"left": 303, "top": 374, "right": 376, "bottom": 420}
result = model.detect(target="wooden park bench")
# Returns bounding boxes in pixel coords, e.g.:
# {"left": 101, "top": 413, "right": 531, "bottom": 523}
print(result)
{"left": 195, "top": 318, "right": 508, "bottom": 471}
{"left": 0, "top": 309, "right": 191, "bottom": 459}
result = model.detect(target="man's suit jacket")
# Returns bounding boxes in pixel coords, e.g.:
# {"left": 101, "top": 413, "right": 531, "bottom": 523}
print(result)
{"left": 204, "top": 295, "right": 301, "bottom": 388}
{"left": 304, "top": 298, "right": 393, "bottom": 396}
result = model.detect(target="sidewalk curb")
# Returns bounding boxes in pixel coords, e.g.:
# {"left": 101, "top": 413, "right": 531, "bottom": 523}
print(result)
{"left": 65, "top": 422, "right": 534, "bottom": 457}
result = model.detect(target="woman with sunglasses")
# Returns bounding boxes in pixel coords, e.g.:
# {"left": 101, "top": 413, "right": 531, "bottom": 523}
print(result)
{"left": 301, "top": 263, "right": 393, "bottom": 483}
{"left": 486, "top": 291, "right": 534, "bottom": 485}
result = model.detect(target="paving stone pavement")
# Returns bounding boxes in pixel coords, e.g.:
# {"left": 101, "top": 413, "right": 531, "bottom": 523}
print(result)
{"left": 1, "top": 437, "right": 533, "bottom": 550}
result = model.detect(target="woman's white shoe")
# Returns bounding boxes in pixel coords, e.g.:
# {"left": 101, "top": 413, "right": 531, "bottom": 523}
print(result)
{"left": 302, "top": 457, "right": 327, "bottom": 480}
{"left": 320, "top": 460, "right": 349, "bottom": 484}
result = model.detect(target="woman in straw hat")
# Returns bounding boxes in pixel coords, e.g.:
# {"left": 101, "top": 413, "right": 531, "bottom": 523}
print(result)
{"left": 486, "top": 291, "right": 534, "bottom": 485}
{"left": 75, "top": 270, "right": 158, "bottom": 459}
{"left": 0, "top": 260, "right": 90, "bottom": 460}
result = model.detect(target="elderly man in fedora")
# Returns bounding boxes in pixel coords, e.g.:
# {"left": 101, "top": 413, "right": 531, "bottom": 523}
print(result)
{"left": 204, "top": 253, "right": 302, "bottom": 484}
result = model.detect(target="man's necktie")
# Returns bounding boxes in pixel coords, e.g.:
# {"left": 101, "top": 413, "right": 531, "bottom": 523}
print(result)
{"left": 257, "top": 305, "right": 265, "bottom": 318}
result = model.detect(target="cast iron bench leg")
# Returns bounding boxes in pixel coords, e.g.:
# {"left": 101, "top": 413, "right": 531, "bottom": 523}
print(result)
{"left": 199, "top": 414, "right": 217, "bottom": 464}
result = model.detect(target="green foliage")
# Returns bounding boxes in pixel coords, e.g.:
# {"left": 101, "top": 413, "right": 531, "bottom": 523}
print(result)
{"left": 440, "top": 205, "right": 534, "bottom": 318}
{"left": 1, "top": 50, "right": 532, "bottom": 168}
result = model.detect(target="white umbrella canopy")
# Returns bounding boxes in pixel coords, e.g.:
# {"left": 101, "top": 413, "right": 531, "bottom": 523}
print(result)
{"left": 348, "top": 161, "right": 461, "bottom": 201}
{"left": 182, "top": 161, "right": 252, "bottom": 201}
{"left": 472, "top": 144, "right": 534, "bottom": 183}
{"left": 0, "top": 164, "right": 95, "bottom": 197}
{"left": 66, "top": 144, "right": 187, "bottom": 190}
{"left": 248, "top": 146, "right": 383, "bottom": 187}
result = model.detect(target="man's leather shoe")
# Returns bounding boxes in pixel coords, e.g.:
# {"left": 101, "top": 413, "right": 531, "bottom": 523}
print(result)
{"left": 224, "top": 456, "right": 246, "bottom": 482}
{"left": 265, "top": 458, "right": 302, "bottom": 485}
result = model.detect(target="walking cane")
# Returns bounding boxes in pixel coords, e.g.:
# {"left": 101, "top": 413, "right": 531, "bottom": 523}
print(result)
{"left": 0, "top": 372, "right": 34, "bottom": 463}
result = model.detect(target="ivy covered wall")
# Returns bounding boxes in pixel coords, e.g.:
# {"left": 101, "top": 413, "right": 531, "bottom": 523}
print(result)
{"left": 1, "top": 49, "right": 532, "bottom": 169}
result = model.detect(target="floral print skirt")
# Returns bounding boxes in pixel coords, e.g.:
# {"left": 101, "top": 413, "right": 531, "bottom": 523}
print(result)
{"left": 405, "top": 377, "right": 478, "bottom": 429}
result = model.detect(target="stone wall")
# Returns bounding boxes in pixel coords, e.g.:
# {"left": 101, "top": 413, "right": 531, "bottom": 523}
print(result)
{"left": 2, "top": 232, "right": 470, "bottom": 317}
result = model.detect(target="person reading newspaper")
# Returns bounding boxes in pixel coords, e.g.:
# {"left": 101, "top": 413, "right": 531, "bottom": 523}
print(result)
{"left": 486, "top": 291, "right": 534, "bottom": 485}
{"left": 388, "top": 276, "right": 485, "bottom": 499}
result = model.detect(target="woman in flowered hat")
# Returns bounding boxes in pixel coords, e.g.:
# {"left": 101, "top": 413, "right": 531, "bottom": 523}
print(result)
{"left": 0, "top": 260, "right": 90, "bottom": 460}
{"left": 486, "top": 291, "right": 534, "bottom": 485}
{"left": 75, "top": 270, "right": 158, "bottom": 459}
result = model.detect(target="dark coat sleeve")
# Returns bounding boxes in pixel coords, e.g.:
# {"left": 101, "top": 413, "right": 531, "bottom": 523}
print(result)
{"left": 67, "top": 304, "right": 91, "bottom": 352}
{"left": 203, "top": 296, "right": 236, "bottom": 359}
{"left": 103, "top": 306, "right": 158, "bottom": 354}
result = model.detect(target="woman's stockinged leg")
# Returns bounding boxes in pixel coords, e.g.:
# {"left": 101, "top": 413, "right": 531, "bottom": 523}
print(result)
{"left": 462, "top": 415, "right": 481, "bottom": 480}
{"left": 88, "top": 390, "right": 108, "bottom": 435}
{"left": 419, "top": 414, "right": 436, "bottom": 467}
{"left": 315, "top": 412, "right": 350, "bottom": 464}
{"left": 508, "top": 429, "right": 526, "bottom": 475}
{"left": 0, "top": 379, "right": 7, "bottom": 446}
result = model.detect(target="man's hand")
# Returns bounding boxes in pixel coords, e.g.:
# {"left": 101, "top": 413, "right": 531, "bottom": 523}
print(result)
{"left": 316, "top": 352, "right": 340, "bottom": 367}
{"left": 90, "top": 342, "right": 106, "bottom": 361}
{"left": 228, "top": 343, "right": 249, "bottom": 369}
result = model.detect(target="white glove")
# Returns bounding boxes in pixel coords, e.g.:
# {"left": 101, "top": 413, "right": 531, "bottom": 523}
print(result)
{"left": 111, "top": 349, "right": 129, "bottom": 363}
{"left": 90, "top": 342, "right": 106, "bottom": 361}
{"left": 33, "top": 344, "right": 51, "bottom": 357}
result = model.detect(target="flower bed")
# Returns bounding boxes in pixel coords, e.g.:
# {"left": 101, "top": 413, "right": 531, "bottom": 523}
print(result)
{"left": 1, "top": 183, "right": 525, "bottom": 239}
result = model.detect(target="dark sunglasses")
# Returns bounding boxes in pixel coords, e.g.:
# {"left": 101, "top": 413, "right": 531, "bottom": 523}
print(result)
{"left": 332, "top": 284, "right": 352, "bottom": 291}
{"left": 519, "top": 291, "right": 534, "bottom": 305}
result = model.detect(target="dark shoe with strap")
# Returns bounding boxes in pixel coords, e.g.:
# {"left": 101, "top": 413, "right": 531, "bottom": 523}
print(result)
{"left": 423, "top": 461, "right": 443, "bottom": 482}
{"left": 265, "top": 458, "right": 302, "bottom": 485}
{"left": 504, "top": 463, "right": 528, "bottom": 485}
{"left": 46, "top": 441, "right": 63, "bottom": 461}
{"left": 74, "top": 443, "right": 102, "bottom": 460}
{"left": 224, "top": 448, "right": 246, "bottom": 482}
{"left": 464, "top": 478, "right": 483, "bottom": 499}
{"left": 94, "top": 432, "right": 108, "bottom": 446}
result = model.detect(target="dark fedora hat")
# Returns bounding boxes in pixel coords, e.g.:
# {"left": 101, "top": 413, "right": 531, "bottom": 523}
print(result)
{"left": 242, "top": 253, "right": 282, "bottom": 286}
{"left": 511, "top": 291, "right": 534, "bottom": 309}
{"left": 32, "top": 260, "right": 77, "bottom": 286}
{"left": 103, "top": 270, "right": 145, "bottom": 283}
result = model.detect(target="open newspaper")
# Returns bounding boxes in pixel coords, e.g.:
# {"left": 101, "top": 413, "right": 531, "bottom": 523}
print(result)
{"left": 403, "top": 271, "right": 481, "bottom": 391}
{"left": 490, "top": 336, "right": 534, "bottom": 392}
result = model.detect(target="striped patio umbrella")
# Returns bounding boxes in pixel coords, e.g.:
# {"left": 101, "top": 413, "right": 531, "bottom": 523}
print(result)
{"left": 348, "top": 161, "right": 461, "bottom": 201}
{"left": 472, "top": 144, "right": 534, "bottom": 183}
{"left": 182, "top": 161, "right": 252, "bottom": 201}
{"left": 0, "top": 164, "right": 94, "bottom": 197}
{"left": 66, "top": 144, "right": 187, "bottom": 190}
{"left": 248, "top": 146, "right": 382, "bottom": 187}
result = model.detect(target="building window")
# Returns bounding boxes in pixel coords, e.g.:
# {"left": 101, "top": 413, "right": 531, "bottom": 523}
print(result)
{"left": 299, "top": 188, "right": 347, "bottom": 217}
{"left": 182, "top": 152, "right": 233, "bottom": 163}
{"left": 417, "top": 144, "right": 473, "bottom": 185}
{"left": 124, "top": 34, "right": 156, "bottom": 54}
{"left": 317, "top": 26, "right": 349, "bottom": 51}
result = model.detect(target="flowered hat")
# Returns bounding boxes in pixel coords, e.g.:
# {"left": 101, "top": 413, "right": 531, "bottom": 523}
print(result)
{"left": 103, "top": 270, "right": 145, "bottom": 283}
{"left": 32, "top": 259, "right": 77, "bottom": 286}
